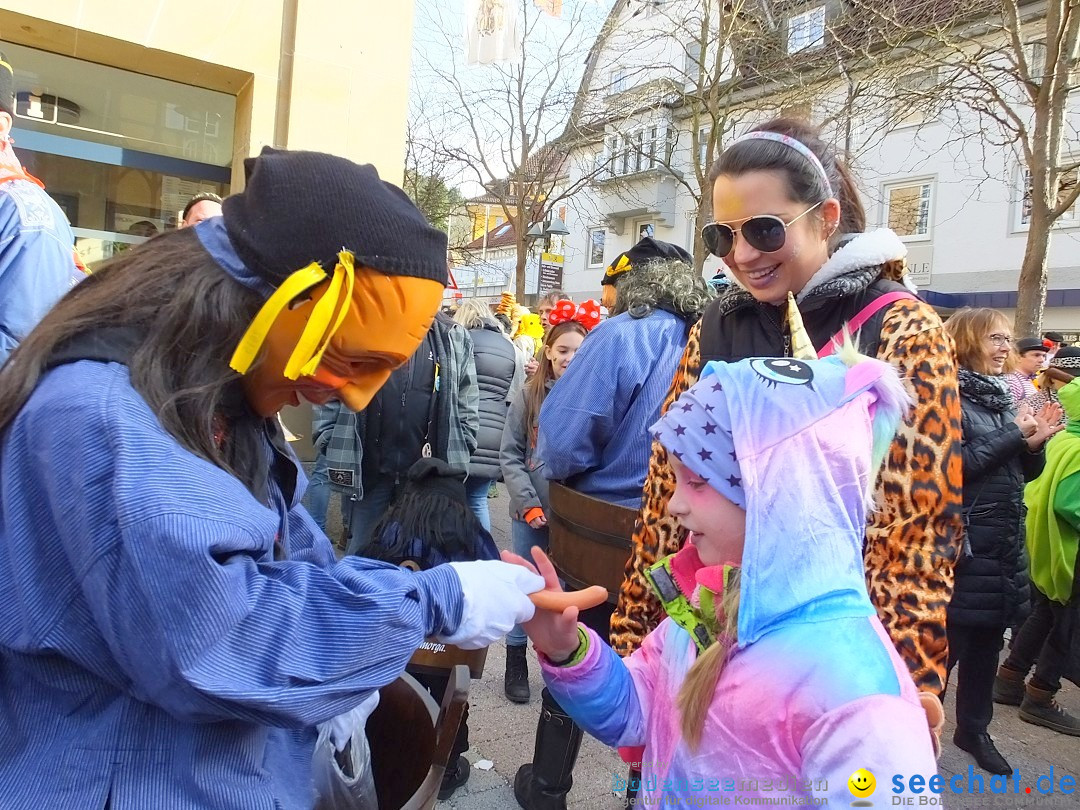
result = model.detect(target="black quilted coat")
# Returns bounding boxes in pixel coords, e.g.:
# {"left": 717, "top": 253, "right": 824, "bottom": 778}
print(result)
{"left": 949, "top": 370, "right": 1043, "bottom": 628}
{"left": 466, "top": 323, "right": 520, "bottom": 480}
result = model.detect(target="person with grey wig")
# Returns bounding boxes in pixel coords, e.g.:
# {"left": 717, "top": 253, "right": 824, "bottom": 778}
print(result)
{"left": 535, "top": 257, "right": 713, "bottom": 508}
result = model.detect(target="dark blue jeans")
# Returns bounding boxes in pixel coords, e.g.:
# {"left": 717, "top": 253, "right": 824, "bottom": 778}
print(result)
{"left": 464, "top": 476, "right": 493, "bottom": 532}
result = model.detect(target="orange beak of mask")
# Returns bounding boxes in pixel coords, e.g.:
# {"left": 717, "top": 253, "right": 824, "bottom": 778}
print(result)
{"left": 230, "top": 250, "right": 444, "bottom": 415}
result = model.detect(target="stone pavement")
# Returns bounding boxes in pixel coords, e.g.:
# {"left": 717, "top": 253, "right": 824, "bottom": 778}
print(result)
{"left": 320, "top": 482, "right": 1080, "bottom": 809}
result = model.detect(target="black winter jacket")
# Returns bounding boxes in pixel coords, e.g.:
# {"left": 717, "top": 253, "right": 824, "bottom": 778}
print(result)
{"left": 949, "top": 374, "right": 1043, "bottom": 628}
{"left": 700, "top": 262, "right": 908, "bottom": 363}
{"left": 467, "top": 323, "right": 521, "bottom": 480}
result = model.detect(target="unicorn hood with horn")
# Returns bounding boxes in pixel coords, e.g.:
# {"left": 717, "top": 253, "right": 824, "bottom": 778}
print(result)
{"left": 536, "top": 301, "right": 939, "bottom": 807}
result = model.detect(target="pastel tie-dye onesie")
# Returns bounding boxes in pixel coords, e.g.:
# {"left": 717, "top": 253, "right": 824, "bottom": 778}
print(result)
{"left": 539, "top": 354, "right": 940, "bottom": 806}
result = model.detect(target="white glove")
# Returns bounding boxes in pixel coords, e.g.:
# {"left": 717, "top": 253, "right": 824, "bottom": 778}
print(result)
{"left": 436, "top": 560, "right": 545, "bottom": 649}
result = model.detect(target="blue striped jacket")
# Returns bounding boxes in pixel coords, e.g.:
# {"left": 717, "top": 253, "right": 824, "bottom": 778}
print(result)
{"left": 0, "top": 361, "right": 463, "bottom": 809}
{"left": 537, "top": 309, "right": 690, "bottom": 508}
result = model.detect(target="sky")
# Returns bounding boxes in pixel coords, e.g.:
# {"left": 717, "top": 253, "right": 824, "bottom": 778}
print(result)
{"left": 408, "top": 0, "right": 613, "bottom": 196}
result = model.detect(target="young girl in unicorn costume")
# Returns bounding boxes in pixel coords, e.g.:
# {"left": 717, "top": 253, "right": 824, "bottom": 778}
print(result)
{"left": 509, "top": 307, "right": 939, "bottom": 805}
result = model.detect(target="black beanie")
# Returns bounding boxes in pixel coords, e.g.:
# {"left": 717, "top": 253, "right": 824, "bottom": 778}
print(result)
{"left": 222, "top": 147, "right": 448, "bottom": 287}
{"left": 602, "top": 237, "right": 692, "bottom": 286}
{"left": 405, "top": 457, "right": 467, "bottom": 505}
{"left": 0, "top": 55, "right": 13, "bottom": 117}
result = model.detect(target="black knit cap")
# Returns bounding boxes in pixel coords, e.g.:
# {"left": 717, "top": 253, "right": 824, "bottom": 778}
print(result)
{"left": 0, "top": 54, "right": 14, "bottom": 117}
{"left": 222, "top": 147, "right": 448, "bottom": 287}
{"left": 406, "top": 457, "right": 467, "bottom": 505}
{"left": 602, "top": 236, "right": 692, "bottom": 286}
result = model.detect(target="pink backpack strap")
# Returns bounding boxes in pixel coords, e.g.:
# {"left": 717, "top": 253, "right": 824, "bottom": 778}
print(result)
{"left": 817, "top": 290, "right": 917, "bottom": 358}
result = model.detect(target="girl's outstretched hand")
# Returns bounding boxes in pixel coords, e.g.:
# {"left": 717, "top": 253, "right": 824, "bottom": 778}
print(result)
{"left": 500, "top": 547, "right": 581, "bottom": 662}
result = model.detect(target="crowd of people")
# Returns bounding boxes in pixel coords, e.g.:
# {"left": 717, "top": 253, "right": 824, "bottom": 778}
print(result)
{"left": 0, "top": 44, "right": 1076, "bottom": 809}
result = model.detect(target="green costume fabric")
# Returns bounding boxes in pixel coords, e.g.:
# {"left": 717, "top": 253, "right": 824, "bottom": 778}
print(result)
{"left": 1024, "top": 379, "right": 1080, "bottom": 603}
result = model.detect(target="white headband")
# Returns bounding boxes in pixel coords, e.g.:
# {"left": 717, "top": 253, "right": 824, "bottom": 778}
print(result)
{"left": 728, "top": 131, "right": 834, "bottom": 198}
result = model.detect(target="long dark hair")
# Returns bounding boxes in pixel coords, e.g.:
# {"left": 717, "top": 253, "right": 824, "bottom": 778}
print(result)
{"left": 0, "top": 228, "right": 271, "bottom": 496}
{"left": 369, "top": 485, "right": 481, "bottom": 563}
{"left": 708, "top": 118, "right": 866, "bottom": 250}
{"left": 523, "top": 320, "right": 588, "bottom": 437}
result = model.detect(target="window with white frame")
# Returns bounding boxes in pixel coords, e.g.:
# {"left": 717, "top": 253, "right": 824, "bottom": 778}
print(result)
{"left": 684, "top": 41, "right": 702, "bottom": 80}
{"left": 1017, "top": 165, "right": 1079, "bottom": 230}
{"left": 1025, "top": 39, "right": 1048, "bottom": 79}
{"left": 787, "top": 7, "right": 825, "bottom": 54}
{"left": 588, "top": 228, "right": 607, "bottom": 267}
{"left": 601, "top": 125, "right": 671, "bottom": 178}
{"left": 893, "top": 69, "right": 940, "bottom": 128}
{"left": 647, "top": 125, "right": 659, "bottom": 168}
{"left": 883, "top": 180, "right": 934, "bottom": 240}
{"left": 594, "top": 146, "right": 608, "bottom": 177}
{"left": 698, "top": 126, "right": 711, "bottom": 168}
{"left": 611, "top": 68, "right": 628, "bottom": 94}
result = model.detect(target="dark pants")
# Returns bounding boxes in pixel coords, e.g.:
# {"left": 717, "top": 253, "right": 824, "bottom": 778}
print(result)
{"left": 1005, "top": 590, "right": 1073, "bottom": 692}
{"left": 579, "top": 601, "right": 616, "bottom": 641}
{"left": 947, "top": 623, "right": 1006, "bottom": 734}
{"left": 411, "top": 670, "right": 469, "bottom": 764}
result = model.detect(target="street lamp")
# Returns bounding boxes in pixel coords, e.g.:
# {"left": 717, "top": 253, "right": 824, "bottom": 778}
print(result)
{"left": 525, "top": 216, "right": 570, "bottom": 252}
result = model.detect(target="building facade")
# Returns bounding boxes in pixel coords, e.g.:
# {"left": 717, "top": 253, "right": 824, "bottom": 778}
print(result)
{"left": 555, "top": 0, "right": 1080, "bottom": 335}
{"left": 0, "top": 0, "right": 418, "bottom": 455}
{"left": 2, "top": 0, "right": 416, "bottom": 266}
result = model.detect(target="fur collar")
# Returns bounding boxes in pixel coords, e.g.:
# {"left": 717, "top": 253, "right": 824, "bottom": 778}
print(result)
{"left": 716, "top": 229, "right": 910, "bottom": 317}
{"left": 796, "top": 229, "right": 907, "bottom": 303}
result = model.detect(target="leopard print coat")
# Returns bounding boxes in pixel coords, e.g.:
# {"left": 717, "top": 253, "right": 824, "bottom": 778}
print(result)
{"left": 610, "top": 261, "right": 963, "bottom": 697}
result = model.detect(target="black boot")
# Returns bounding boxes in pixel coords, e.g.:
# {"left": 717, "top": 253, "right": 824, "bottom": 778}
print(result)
{"left": 624, "top": 766, "right": 641, "bottom": 808}
{"left": 438, "top": 755, "right": 470, "bottom": 801}
{"left": 514, "top": 689, "right": 584, "bottom": 810}
{"left": 505, "top": 643, "right": 531, "bottom": 704}
{"left": 952, "top": 729, "right": 1012, "bottom": 775}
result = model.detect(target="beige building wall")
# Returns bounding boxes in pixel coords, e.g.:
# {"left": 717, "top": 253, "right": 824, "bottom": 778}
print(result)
{"left": 0, "top": 1, "right": 417, "bottom": 460}
{"left": 0, "top": 0, "right": 415, "bottom": 186}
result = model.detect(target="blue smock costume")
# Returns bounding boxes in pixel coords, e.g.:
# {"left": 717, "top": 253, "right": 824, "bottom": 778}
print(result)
{"left": 0, "top": 359, "right": 463, "bottom": 808}
{"left": 0, "top": 204, "right": 467, "bottom": 808}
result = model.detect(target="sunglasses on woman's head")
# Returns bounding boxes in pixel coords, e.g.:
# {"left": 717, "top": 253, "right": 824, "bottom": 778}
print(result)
{"left": 701, "top": 201, "right": 826, "bottom": 259}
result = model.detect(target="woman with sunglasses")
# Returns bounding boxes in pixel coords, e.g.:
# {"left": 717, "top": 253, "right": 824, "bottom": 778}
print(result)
{"left": 612, "top": 118, "right": 964, "bottom": 706}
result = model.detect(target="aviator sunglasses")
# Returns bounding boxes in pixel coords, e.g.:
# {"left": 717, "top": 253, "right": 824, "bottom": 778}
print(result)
{"left": 701, "top": 200, "right": 825, "bottom": 259}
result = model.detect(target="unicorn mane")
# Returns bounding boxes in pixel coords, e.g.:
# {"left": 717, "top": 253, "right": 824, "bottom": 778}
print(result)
{"left": 836, "top": 336, "right": 913, "bottom": 499}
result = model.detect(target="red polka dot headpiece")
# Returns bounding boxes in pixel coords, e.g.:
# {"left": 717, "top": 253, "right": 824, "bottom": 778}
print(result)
{"left": 547, "top": 299, "right": 602, "bottom": 331}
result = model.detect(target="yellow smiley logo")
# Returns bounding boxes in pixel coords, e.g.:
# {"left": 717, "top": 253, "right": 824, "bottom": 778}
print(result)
{"left": 848, "top": 768, "right": 876, "bottom": 798}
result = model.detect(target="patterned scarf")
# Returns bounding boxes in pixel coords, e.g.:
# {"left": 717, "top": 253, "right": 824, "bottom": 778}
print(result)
{"left": 957, "top": 367, "right": 1013, "bottom": 413}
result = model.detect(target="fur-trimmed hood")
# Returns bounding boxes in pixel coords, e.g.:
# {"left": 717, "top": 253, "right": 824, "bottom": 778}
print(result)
{"left": 715, "top": 229, "right": 911, "bottom": 318}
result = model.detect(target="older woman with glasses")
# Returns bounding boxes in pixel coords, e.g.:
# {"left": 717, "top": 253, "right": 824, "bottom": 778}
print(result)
{"left": 942, "top": 307, "right": 1062, "bottom": 774}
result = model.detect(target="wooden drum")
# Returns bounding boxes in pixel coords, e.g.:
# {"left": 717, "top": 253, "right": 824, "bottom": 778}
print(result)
{"left": 547, "top": 481, "right": 637, "bottom": 605}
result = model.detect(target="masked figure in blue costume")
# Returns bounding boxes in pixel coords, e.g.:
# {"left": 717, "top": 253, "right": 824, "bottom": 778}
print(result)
{"left": 0, "top": 148, "right": 543, "bottom": 809}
